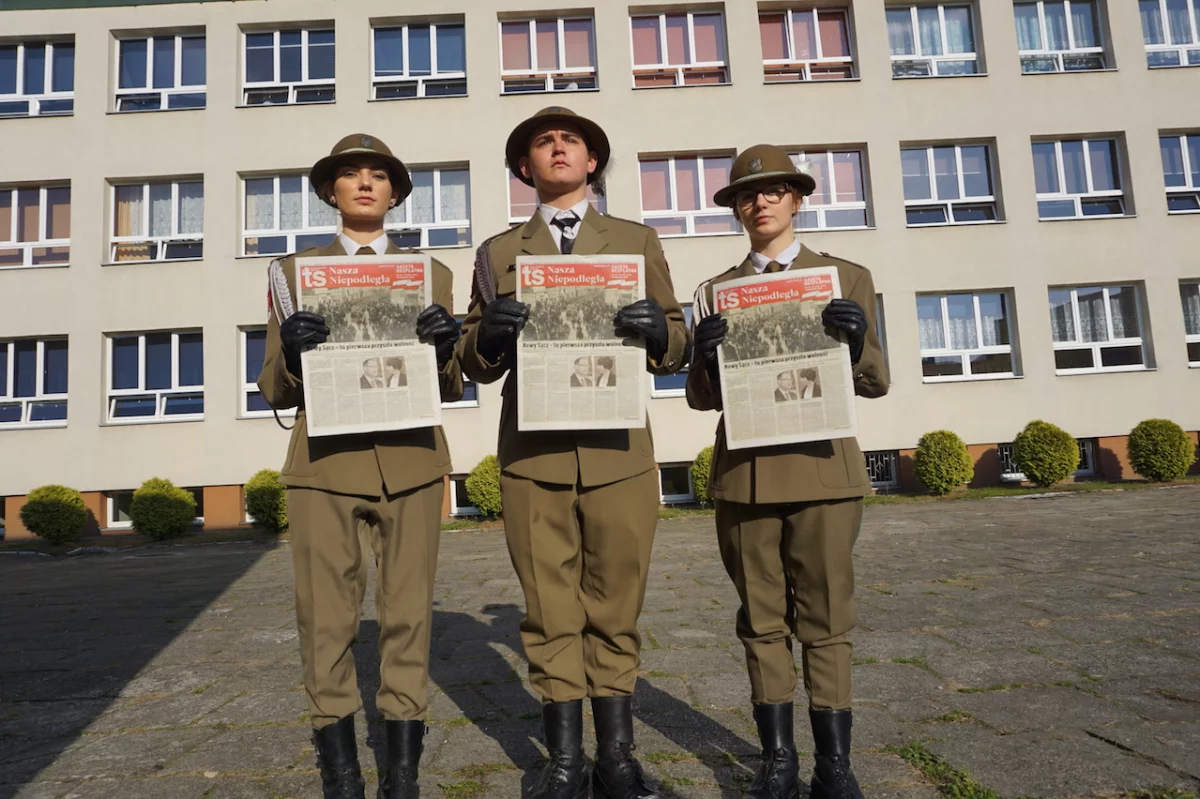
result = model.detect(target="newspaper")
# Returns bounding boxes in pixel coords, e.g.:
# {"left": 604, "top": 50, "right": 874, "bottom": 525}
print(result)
{"left": 715, "top": 266, "right": 857, "bottom": 450}
{"left": 515, "top": 255, "right": 648, "bottom": 431}
{"left": 294, "top": 255, "right": 441, "bottom": 438}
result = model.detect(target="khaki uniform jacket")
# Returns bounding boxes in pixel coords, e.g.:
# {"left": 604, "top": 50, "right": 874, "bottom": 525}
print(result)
{"left": 458, "top": 209, "right": 689, "bottom": 488}
{"left": 257, "top": 238, "right": 464, "bottom": 497}
{"left": 686, "top": 245, "right": 888, "bottom": 505}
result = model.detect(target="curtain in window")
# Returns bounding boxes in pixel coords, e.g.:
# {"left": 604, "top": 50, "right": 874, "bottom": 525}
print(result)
{"left": 944, "top": 6, "right": 974, "bottom": 53}
{"left": 178, "top": 183, "right": 203, "bottom": 235}
{"left": 945, "top": 295, "right": 977, "bottom": 349}
{"left": 45, "top": 187, "right": 70, "bottom": 239}
{"left": 1070, "top": 1, "right": 1099, "bottom": 48}
{"left": 308, "top": 186, "right": 336, "bottom": 228}
{"left": 1108, "top": 288, "right": 1139, "bottom": 339}
{"left": 917, "top": 7, "right": 943, "bottom": 55}
{"left": 563, "top": 20, "right": 594, "bottom": 69}
{"left": 631, "top": 18, "right": 662, "bottom": 66}
{"left": 279, "top": 177, "right": 303, "bottom": 231}
{"left": 693, "top": 14, "right": 725, "bottom": 63}
{"left": 760, "top": 14, "right": 788, "bottom": 60}
{"left": 1189, "top": 136, "right": 1200, "bottom": 186}
{"left": 1182, "top": 285, "right": 1200, "bottom": 335}
{"left": 887, "top": 9, "right": 915, "bottom": 55}
{"left": 535, "top": 21, "right": 558, "bottom": 70}
{"left": 818, "top": 11, "right": 850, "bottom": 58}
{"left": 114, "top": 185, "right": 143, "bottom": 237}
{"left": 149, "top": 183, "right": 172, "bottom": 237}
{"left": 665, "top": 16, "right": 690, "bottom": 65}
{"left": 1014, "top": 4, "right": 1043, "bottom": 50}
{"left": 1076, "top": 288, "right": 1108, "bottom": 342}
{"left": 979, "top": 294, "right": 1008, "bottom": 346}
{"left": 1044, "top": 2, "right": 1070, "bottom": 49}
{"left": 501, "top": 23, "right": 532, "bottom": 71}
{"left": 1167, "top": 0, "right": 1193, "bottom": 44}
{"left": 439, "top": 170, "right": 469, "bottom": 222}
{"left": 916, "top": 297, "right": 945, "bottom": 350}
{"left": 639, "top": 161, "right": 671, "bottom": 211}
{"left": 702, "top": 157, "right": 730, "bottom": 210}
{"left": 408, "top": 171, "right": 435, "bottom": 224}
{"left": 244, "top": 178, "right": 274, "bottom": 231}
{"left": 1048, "top": 290, "right": 1075, "bottom": 342}
{"left": 1141, "top": 0, "right": 1166, "bottom": 44}
{"left": 674, "top": 159, "right": 700, "bottom": 212}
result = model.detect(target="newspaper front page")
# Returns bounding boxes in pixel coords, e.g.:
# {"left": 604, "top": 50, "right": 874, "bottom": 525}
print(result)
{"left": 715, "top": 266, "right": 857, "bottom": 450}
{"left": 294, "top": 255, "right": 441, "bottom": 437}
{"left": 515, "top": 256, "right": 647, "bottom": 431}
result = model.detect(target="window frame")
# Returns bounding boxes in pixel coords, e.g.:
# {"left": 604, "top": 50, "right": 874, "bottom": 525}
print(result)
{"left": 658, "top": 463, "right": 696, "bottom": 504}
{"left": 105, "top": 330, "right": 205, "bottom": 424}
{"left": 1015, "top": 0, "right": 1107, "bottom": 73}
{"left": 888, "top": 3, "right": 981, "bottom": 78}
{"left": 629, "top": 11, "right": 730, "bottom": 88}
{"left": 239, "top": 326, "right": 294, "bottom": 418}
{"left": 638, "top": 153, "right": 740, "bottom": 238}
{"left": 0, "top": 40, "right": 75, "bottom": 118}
{"left": 106, "top": 491, "right": 134, "bottom": 529}
{"left": 0, "top": 183, "right": 71, "bottom": 270}
{"left": 917, "top": 291, "right": 1018, "bottom": 382}
{"left": 371, "top": 20, "right": 468, "bottom": 100}
{"left": 789, "top": 149, "right": 872, "bottom": 231}
{"left": 1160, "top": 133, "right": 1200, "bottom": 213}
{"left": 1181, "top": 280, "right": 1200, "bottom": 367}
{"left": 1049, "top": 284, "right": 1148, "bottom": 375}
{"left": 760, "top": 7, "right": 857, "bottom": 82}
{"left": 443, "top": 315, "right": 480, "bottom": 408}
{"left": 109, "top": 178, "right": 204, "bottom": 263}
{"left": 114, "top": 33, "right": 206, "bottom": 113}
{"left": 240, "top": 28, "right": 335, "bottom": 106}
{"left": 240, "top": 172, "right": 336, "bottom": 257}
{"left": 864, "top": 450, "right": 900, "bottom": 489}
{"left": 1140, "top": 0, "right": 1200, "bottom": 67}
{"left": 384, "top": 164, "right": 472, "bottom": 250}
{"left": 1033, "top": 138, "right": 1126, "bottom": 220}
{"left": 653, "top": 307, "right": 693, "bottom": 397}
{"left": 499, "top": 15, "right": 598, "bottom": 94}
{"left": 0, "top": 337, "right": 68, "bottom": 429}
{"left": 901, "top": 143, "right": 999, "bottom": 226}
{"left": 448, "top": 475, "right": 478, "bottom": 516}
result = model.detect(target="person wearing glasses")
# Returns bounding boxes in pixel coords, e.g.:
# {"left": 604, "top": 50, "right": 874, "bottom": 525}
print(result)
{"left": 685, "top": 144, "right": 888, "bottom": 799}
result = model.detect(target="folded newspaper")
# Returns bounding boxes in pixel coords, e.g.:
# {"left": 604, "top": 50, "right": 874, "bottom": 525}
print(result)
{"left": 515, "top": 255, "right": 648, "bottom": 431}
{"left": 715, "top": 266, "right": 856, "bottom": 450}
{"left": 294, "top": 255, "right": 441, "bottom": 437}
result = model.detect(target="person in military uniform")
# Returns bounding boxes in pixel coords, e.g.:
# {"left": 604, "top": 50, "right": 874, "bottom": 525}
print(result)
{"left": 686, "top": 145, "right": 888, "bottom": 799}
{"left": 457, "top": 107, "right": 689, "bottom": 799}
{"left": 257, "top": 134, "right": 464, "bottom": 799}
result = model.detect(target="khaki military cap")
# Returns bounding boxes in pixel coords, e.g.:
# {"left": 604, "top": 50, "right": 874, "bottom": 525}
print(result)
{"left": 712, "top": 144, "right": 817, "bottom": 207}
{"left": 506, "top": 106, "right": 610, "bottom": 187}
{"left": 310, "top": 133, "right": 413, "bottom": 207}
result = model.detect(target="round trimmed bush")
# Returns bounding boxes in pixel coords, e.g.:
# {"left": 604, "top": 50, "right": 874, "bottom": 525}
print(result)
{"left": 465, "top": 455, "right": 502, "bottom": 518}
{"left": 245, "top": 469, "right": 288, "bottom": 535}
{"left": 691, "top": 446, "right": 714, "bottom": 507}
{"left": 130, "top": 478, "right": 197, "bottom": 541}
{"left": 1013, "top": 420, "right": 1080, "bottom": 487}
{"left": 913, "top": 430, "right": 974, "bottom": 495}
{"left": 20, "top": 484, "right": 88, "bottom": 545}
{"left": 1128, "top": 419, "right": 1196, "bottom": 482}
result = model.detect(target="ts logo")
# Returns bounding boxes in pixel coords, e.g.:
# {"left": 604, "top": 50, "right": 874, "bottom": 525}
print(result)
{"left": 521, "top": 264, "right": 546, "bottom": 287}
{"left": 716, "top": 291, "right": 740, "bottom": 312}
{"left": 301, "top": 267, "right": 328, "bottom": 288}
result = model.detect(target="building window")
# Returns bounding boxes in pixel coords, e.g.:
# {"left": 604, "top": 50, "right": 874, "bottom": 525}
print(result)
{"left": 107, "top": 331, "right": 205, "bottom": 422}
{"left": 240, "top": 326, "right": 290, "bottom": 417}
{"left": 1140, "top": 0, "right": 1200, "bottom": 67}
{"left": 107, "top": 491, "right": 134, "bottom": 528}
{"left": 790, "top": 149, "right": 870, "bottom": 230}
{"left": 385, "top": 165, "right": 471, "bottom": 249}
{"left": 1014, "top": 0, "right": 1106, "bottom": 73}
{"left": 0, "top": 40, "right": 75, "bottom": 118}
{"left": 658, "top": 463, "right": 695, "bottom": 504}
{"left": 864, "top": 450, "right": 900, "bottom": 488}
{"left": 639, "top": 154, "right": 738, "bottom": 237}
{"left": 506, "top": 172, "right": 606, "bottom": 225}
{"left": 630, "top": 11, "right": 730, "bottom": 88}
{"left": 1181, "top": 281, "right": 1200, "bottom": 366}
{"left": 0, "top": 184, "right": 71, "bottom": 269}
{"left": 1032, "top": 138, "right": 1126, "bottom": 220}
{"left": 116, "top": 34, "right": 206, "bottom": 112}
{"left": 1160, "top": 133, "right": 1200, "bottom": 212}
{"left": 901, "top": 143, "right": 998, "bottom": 225}
{"left": 1049, "top": 285, "right": 1147, "bottom": 373}
{"left": 887, "top": 4, "right": 980, "bottom": 77}
{"left": 654, "top": 307, "right": 693, "bottom": 396}
{"left": 241, "top": 173, "right": 337, "bottom": 256}
{"left": 110, "top": 179, "right": 203, "bottom": 262}
{"left": 997, "top": 443, "right": 1026, "bottom": 481}
{"left": 500, "top": 15, "right": 597, "bottom": 93}
{"left": 1075, "top": 438, "right": 1098, "bottom": 476}
{"left": 373, "top": 20, "right": 466, "bottom": 99}
{"left": 759, "top": 7, "right": 855, "bottom": 82}
{"left": 242, "top": 28, "right": 335, "bottom": 106}
{"left": 443, "top": 316, "right": 481, "bottom": 409}
{"left": 917, "top": 292, "right": 1016, "bottom": 381}
{"left": 0, "top": 338, "right": 68, "bottom": 428}
{"left": 449, "top": 476, "right": 478, "bottom": 516}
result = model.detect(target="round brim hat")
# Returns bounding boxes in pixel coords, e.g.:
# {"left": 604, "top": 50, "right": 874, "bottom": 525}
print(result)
{"left": 505, "top": 106, "right": 610, "bottom": 187}
{"left": 712, "top": 144, "right": 818, "bottom": 208}
{"left": 310, "top": 133, "right": 413, "bottom": 207}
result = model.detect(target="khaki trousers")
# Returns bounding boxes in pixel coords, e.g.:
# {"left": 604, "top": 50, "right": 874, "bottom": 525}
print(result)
{"left": 287, "top": 479, "right": 443, "bottom": 728}
{"left": 500, "top": 468, "right": 659, "bottom": 703}
{"left": 715, "top": 497, "right": 862, "bottom": 710}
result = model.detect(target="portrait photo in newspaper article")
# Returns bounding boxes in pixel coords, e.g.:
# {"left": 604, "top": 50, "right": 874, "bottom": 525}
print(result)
{"left": 515, "top": 255, "right": 647, "bottom": 431}
{"left": 294, "top": 255, "right": 441, "bottom": 437}
{"left": 715, "top": 266, "right": 857, "bottom": 450}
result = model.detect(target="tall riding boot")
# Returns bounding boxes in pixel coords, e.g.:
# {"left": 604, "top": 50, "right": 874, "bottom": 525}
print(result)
{"left": 591, "top": 696, "right": 657, "bottom": 799}
{"left": 808, "top": 709, "right": 864, "bottom": 799}
{"left": 743, "top": 703, "right": 800, "bottom": 799}
{"left": 531, "top": 700, "right": 591, "bottom": 799}
{"left": 313, "top": 714, "right": 367, "bottom": 799}
{"left": 378, "top": 720, "right": 425, "bottom": 799}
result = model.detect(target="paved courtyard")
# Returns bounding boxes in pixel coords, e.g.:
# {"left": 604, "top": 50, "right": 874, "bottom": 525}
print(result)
{"left": 1, "top": 487, "right": 1198, "bottom": 799}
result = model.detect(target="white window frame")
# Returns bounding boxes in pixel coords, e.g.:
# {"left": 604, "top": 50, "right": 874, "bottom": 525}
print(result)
{"left": 997, "top": 443, "right": 1027, "bottom": 481}
{"left": 448, "top": 475, "right": 478, "bottom": 516}
{"left": 864, "top": 450, "right": 900, "bottom": 489}
{"left": 1015, "top": 0, "right": 1107, "bottom": 73}
{"left": 918, "top": 292, "right": 1017, "bottom": 382}
{"left": 239, "top": 326, "right": 295, "bottom": 419}
{"left": 1161, "top": 133, "right": 1200, "bottom": 213}
{"left": 790, "top": 149, "right": 871, "bottom": 231}
{"left": 1075, "top": 438, "right": 1098, "bottom": 476}
{"left": 105, "top": 330, "right": 205, "bottom": 423}
{"left": 658, "top": 463, "right": 695, "bottom": 504}
{"left": 241, "top": 28, "right": 335, "bottom": 106}
{"left": 761, "top": 7, "right": 856, "bottom": 81}
{"left": 638, "top": 154, "right": 740, "bottom": 238}
{"left": 1141, "top": 0, "right": 1200, "bottom": 67}
{"left": 902, "top": 144, "right": 998, "bottom": 226}
{"left": 652, "top": 307, "right": 693, "bottom": 398}
{"left": 109, "top": 179, "right": 204, "bottom": 263}
{"left": 0, "top": 184, "right": 71, "bottom": 270}
{"left": 888, "top": 4, "right": 980, "bottom": 77}
{"left": 1034, "top": 138, "right": 1126, "bottom": 220}
{"left": 0, "top": 338, "right": 68, "bottom": 430}
{"left": 0, "top": 40, "right": 74, "bottom": 118}
{"left": 629, "top": 11, "right": 730, "bottom": 88}
{"left": 500, "top": 16, "right": 598, "bottom": 93}
{"left": 240, "top": 173, "right": 335, "bottom": 257}
{"left": 114, "top": 34, "right": 206, "bottom": 112}
{"left": 1050, "top": 285, "right": 1148, "bottom": 375}
{"left": 1181, "top": 280, "right": 1200, "bottom": 367}
{"left": 107, "top": 491, "right": 134, "bottom": 529}
{"left": 371, "top": 21, "right": 468, "bottom": 100}
{"left": 385, "top": 165, "right": 472, "bottom": 249}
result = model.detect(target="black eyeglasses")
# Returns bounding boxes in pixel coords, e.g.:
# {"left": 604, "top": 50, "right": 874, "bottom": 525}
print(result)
{"left": 734, "top": 183, "right": 793, "bottom": 208}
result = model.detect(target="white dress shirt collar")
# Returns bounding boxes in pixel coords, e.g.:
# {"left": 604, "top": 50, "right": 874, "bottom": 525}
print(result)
{"left": 339, "top": 232, "right": 390, "bottom": 256}
{"left": 749, "top": 238, "right": 802, "bottom": 274}
{"left": 538, "top": 198, "right": 591, "bottom": 248}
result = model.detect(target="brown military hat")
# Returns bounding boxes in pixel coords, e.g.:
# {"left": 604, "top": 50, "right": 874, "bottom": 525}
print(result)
{"left": 712, "top": 144, "right": 817, "bottom": 208}
{"left": 310, "top": 133, "right": 413, "bottom": 207}
{"left": 505, "top": 106, "right": 610, "bottom": 187}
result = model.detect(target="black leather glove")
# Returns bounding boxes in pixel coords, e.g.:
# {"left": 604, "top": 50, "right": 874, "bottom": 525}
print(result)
{"left": 416, "top": 304, "right": 460, "bottom": 369}
{"left": 477, "top": 297, "right": 530, "bottom": 362}
{"left": 613, "top": 299, "right": 669, "bottom": 362}
{"left": 693, "top": 313, "right": 727, "bottom": 382}
{"left": 822, "top": 298, "right": 868, "bottom": 364}
{"left": 280, "top": 311, "right": 329, "bottom": 377}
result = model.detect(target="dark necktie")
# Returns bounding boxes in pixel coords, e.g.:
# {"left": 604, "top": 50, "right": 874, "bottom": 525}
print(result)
{"left": 765, "top": 260, "right": 784, "bottom": 273}
{"left": 356, "top": 246, "right": 374, "bottom": 256}
{"left": 551, "top": 213, "right": 580, "bottom": 255}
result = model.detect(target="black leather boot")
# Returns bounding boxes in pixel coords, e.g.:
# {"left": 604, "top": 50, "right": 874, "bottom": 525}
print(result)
{"left": 591, "top": 696, "right": 657, "bottom": 799}
{"left": 808, "top": 709, "right": 864, "bottom": 799}
{"left": 531, "top": 700, "right": 591, "bottom": 799}
{"left": 313, "top": 715, "right": 367, "bottom": 799}
{"left": 378, "top": 720, "right": 425, "bottom": 799}
{"left": 743, "top": 703, "right": 800, "bottom": 799}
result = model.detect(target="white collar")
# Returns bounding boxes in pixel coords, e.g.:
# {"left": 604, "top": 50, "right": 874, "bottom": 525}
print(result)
{"left": 749, "top": 238, "right": 802, "bottom": 274}
{"left": 339, "top": 232, "right": 389, "bottom": 256}
{"left": 538, "top": 198, "right": 591, "bottom": 228}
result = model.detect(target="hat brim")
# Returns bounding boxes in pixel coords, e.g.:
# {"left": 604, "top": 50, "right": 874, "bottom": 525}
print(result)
{"left": 506, "top": 113, "right": 610, "bottom": 187}
{"left": 310, "top": 149, "right": 414, "bottom": 207}
{"left": 713, "top": 172, "right": 817, "bottom": 208}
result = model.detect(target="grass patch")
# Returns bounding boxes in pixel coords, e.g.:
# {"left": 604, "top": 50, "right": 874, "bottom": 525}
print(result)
{"left": 643, "top": 752, "right": 696, "bottom": 764}
{"left": 455, "top": 763, "right": 517, "bottom": 780}
{"left": 657, "top": 506, "right": 714, "bottom": 520}
{"left": 852, "top": 656, "right": 879, "bottom": 666}
{"left": 867, "top": 586, "right": 896, "bottom": 596}
{"left": 647, "top": 670, "right": 672, "bottom": 679}
{"left": 438, "top": 779, "right": 487, "bottom": 799}
{"left": 885, "top": 740, "right": 999, "bottom": 799}
{"left": 442, "top": 717, "right": 472, "bottom": 728}
{"left": 865, "top": 477, "right": 1200, "bottom": 506}
{"left": 440, "top": 519, "right": 479, "bottom": 531}
{"left": 1126, "top": 789, "right": 1198, "bottom": 799}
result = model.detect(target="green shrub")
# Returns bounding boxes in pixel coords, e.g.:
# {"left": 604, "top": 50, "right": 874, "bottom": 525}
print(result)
{"left": 245, "top": 469, "right": 288, "bottom": 534}
{"left": 913, "top": 430, "right": 974, "bottom": 495}
{"left": 1128, "top": 419, "right": 1197, "bottom": 482}
{"left": 19, "top": 484, "right": 88, "bottom": 545}
{"left": 465, "top": 455, "right": 503, "bottom": 517}
{"left": 131, "top": 478, "right": 197, "bottom": 541}
{"left": 691, "top": 446, "right": 714, "bottom": 507}
{"left": 1013, "top": 420, "right": 1080, "bottom": 487}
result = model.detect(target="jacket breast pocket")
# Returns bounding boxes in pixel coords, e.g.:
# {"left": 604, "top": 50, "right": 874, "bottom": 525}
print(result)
{"left": 496, "top": 269, "right": 517, "bottom": 297}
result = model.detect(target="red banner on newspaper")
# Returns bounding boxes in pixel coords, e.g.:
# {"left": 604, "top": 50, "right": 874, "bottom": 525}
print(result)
{"left": 520, "top": 261, "right": 640, "bottom": 290}
{"left": 299, "top": 261, "right": 426, "bottom": 291}
{"left": 716, "top": 272, "right": 834, "bottom": 313}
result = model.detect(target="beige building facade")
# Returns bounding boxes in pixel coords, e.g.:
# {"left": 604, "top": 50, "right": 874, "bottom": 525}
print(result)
{"left": 2, "top": 0, "right": 1198, "bottom": 535}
